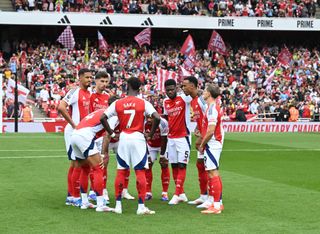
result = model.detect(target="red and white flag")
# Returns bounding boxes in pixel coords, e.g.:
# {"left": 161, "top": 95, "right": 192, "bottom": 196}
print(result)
{"left": 208, "top": 30, "right": 227, "bottom": 56}
{"left": 183, "top": 53, "right": 196, "bottom": 71}
{"left": 57, "top": 26, "right": 75, "bottom": 50}
{"left": 97, "top": 30, "right": 108, "bottom": 50}
{"left": 180, "top": 35, "right": 195, "bottom": 56}
{"left": 277, "top": 47, "right": 292, "bottom": 66}
{"left": 179, "top": 65, "right": 192, "bottom": 78}
{"left": 156, "top": 67, "right": 178, "bottom": 92}
{"left": 6, "top": 79, "right": 30, "bottom": 104}
{"left": 134, "top": 28, "right": 151, "bottom": 47}
{"left": 263, "top": 68, "right": 277, "bottom": 86}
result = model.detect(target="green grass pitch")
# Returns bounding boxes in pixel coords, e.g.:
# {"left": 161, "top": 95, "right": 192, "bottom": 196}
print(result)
{"left": 0, "top": 133, "right": 320, "bottom": 233}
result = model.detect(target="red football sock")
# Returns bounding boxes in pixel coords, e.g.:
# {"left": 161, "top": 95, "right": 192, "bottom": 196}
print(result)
{"left": 103, "top": 167, "right": 107, "bottom": 189}
{"left": 172, "top": 167, "right": 178, "bottom": 185}
{"left": 145, "top": 166, "right": 153, "bottom": 193}
{"left": 115, "top": 169, "right": 126, "bottom": 201}
{"left": 218, "top": 176, "right": 223, "bottom": 201}
{"left": 174, "top": 167, "right": 186, "bottom": 195}
{"left": 92, "top": 165, "right": 104, "bottom": 196}
{"left": 196, "top": 161, "right": 208, "bottom": 195}
{"left": 71, "top": 167, "right": 81, "bottom": 198}
{"left": 89, "top": 169, "right": 94, "bottom": 191}
{"left": 67, "top": 166, "right": 74, "bottom": 196}
{"left": 135, "top": 169, "right": 147, "bottom": 204}
{"left": 79, "top": 164, "right": 91, "bottom": 193}
{"left": 124, "top": 169, "right": 130, "bottom": 189}
{"left": 161, "top": 167, "right": 170, "bottom": 193}
{"left": 208, "top": 176, "right": 222, "bottom": 202}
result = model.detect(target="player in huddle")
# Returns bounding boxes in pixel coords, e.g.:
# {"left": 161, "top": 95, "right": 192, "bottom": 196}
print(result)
{"left": 101, "top": 78, "right": 160, "bottom": 215}
{"left": 163, "top": 79, "right": 192, "bottom": 205}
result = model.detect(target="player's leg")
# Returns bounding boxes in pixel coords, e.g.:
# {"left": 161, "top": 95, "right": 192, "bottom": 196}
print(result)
{"left": 131, "top": 133, "right": 155, "bottom": 215}
{"left": 114, "top": 136, "right": 130, "bottom": 214}
{"left": 167, "top": 138, "right": 181, "bottom": 205}
{"left": 188, "top": 152, "right": 208, "bottom": 205}
{"left": 159, "top": 155, "right": 170, "bottom": 201}
{"left": 64, "top": 125, "right": 75, "bottom": 205}
{"left": 145, "top": 147, "right": 157, "bottom": 200}
{"left": 201, "top": 147, "right": 223, "bottom": 214}
{"left": 113, "top": 142, "right": 134, "bottom": 200}
{"left": 79, "top": 161, "right": 93, "bottom": 208}
{"left": 174, "top": 137, "right": 191, "bottom": 203}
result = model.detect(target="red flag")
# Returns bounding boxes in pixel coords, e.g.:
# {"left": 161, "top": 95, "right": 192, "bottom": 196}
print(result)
{"left": 156, "top": 67, "right": 178, "bottom": 92}
{"left": 57, "top": 26, "right": 75, "bottom": 50}
{"left": 208, "top": 30, "right": 227, "bottom": 56}
{"left": 180, "top": 35, "right": 195, "bottom": 56}
{"left": 97, "top": 30, "right": 108, "bottom": 50}
{"left": 134, "top": 28, "right": 151, "bottom": 47}
{"left": 179, "top": 65, "right": 192, "bottom": 78}
{"left": 277, "top": 47, "right": 292, "bottom": 66}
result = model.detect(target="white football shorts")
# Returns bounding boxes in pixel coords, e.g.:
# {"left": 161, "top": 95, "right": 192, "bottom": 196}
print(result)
{"left": 117, "top": 132, "right": 148, "bottom": 170}
{"left": 167, "top": 136, "right": 191, "bottom": 164}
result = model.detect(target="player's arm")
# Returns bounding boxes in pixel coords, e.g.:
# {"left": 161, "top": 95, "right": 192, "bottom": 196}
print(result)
{"left": 101, "top": 134, "right": 110, "bottom": 156}
{"left": 200, "top": 124, "right": 215, "bottom": 153}
{"left": 148, "top": 112, "right": 160, "bottom": 140}
{"left": 100, "top": 102, "right": 117, "bottom": 137}
{"left": 57, "top": 100, "right": 76, "bottom": 129}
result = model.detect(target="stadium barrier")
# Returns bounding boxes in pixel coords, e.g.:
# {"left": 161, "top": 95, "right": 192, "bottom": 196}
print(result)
{"left": 0, "top": 12, "right": 319, "bottom": 31}
{"left": 2, "top": 121, "right": 320, "bottom": 133}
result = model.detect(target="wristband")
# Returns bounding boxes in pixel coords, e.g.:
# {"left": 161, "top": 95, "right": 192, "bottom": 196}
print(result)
{"left": 160, "top": 154, "right": 165, "bottom": 158}
{"left": 110, "top": 132, "right": 116, "bottom": 138}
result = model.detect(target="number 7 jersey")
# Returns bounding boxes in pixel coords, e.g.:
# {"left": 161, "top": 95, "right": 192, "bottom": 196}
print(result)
{"left": 104, "top": 96, "right": 156, "bottom": 134}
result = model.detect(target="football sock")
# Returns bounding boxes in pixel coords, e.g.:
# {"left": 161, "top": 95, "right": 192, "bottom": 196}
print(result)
{"left": 124, "top": 169, "right": 130, "bottom": 189}
{"left": 175, "top": 167, "right": 186, "bottom": 195}
{"left": 115, "top": 169, "right": 126, "bottom": 201}
{"left": 208, "top": 176, "right": 222, "bottom": 208}
{"left": 67, "top": 166, "right": 74, "bottom": 197}
{"left": 71, "top": 167, "right": 81, "bottom": 198}
{"left": 79, "top": 164, "right": 91, "bottom": 194}
{"left": 89, "top": 168, "right": 95, "bottom": 191}
{"left": 145, "top": 166, "right": 153, "bottom": 193}
{"left": 172, "top": 166, "right": 178, "bottom": 185}
{"left": 161, "top": 167, "right": 170, "bottom": 193}
{"left": 135, "top": 169, "right": 147, "bottom": 204}
{"left": 92, "top": 165, "right": 104, "bottom": 196}
{"left": 196, "top": 161, "right": 208, "bottom": 195}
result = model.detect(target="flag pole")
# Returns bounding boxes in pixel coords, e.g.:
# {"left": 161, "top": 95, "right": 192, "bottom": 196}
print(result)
{"left": 0, "top": 73, "right": 3, "bottom": 133}
{"left": 14, "top": 73, "right": 19, "bottom": 132}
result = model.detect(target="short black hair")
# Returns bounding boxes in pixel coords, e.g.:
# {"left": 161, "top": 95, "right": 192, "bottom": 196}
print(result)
{"left": 184, "top": 76, "right": 198, "bottom": 87}
{"left": 95, "top": 71, "right": 109, "bottom": 80}
{"left": 108, "top": 95, "right": 119, "bottom": 106}
{"left": 78, "top": 68, "right": 91, "bottom": 77}
{"left": 127, "top": 77, "right": 141, "bottom": 91}
{"left": 164, "top": 79, "right": 176, "bottom": 87}
{"left": 206, "top": 84, "right": 220, "bottom": 98}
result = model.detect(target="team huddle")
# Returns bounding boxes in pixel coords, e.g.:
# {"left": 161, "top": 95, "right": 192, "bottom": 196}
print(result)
{"left": 58, "top": 68, "right": 224, "bottom": 215}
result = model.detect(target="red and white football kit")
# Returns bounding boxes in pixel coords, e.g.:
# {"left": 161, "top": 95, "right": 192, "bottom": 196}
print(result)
{"left": 89, "top": 92, "right": 110, "bottom": 112}
{"left": 191, "top": 95, "right": 207, "bottom": 159}
{"left": 104, "top": 96, "right": 157, "bottom": 170}
{"left": 145, "top": 117, "right": 169, "bottom": 162}
{"left": 163, "top": 93, "right": 192, "bottom": 164}
{"left": 202, "top": 102, "right": 224, "bottom": 170}
{"left": 63, "top": 88, "right": 90, "bottom": 160}
{"left": 70, "top": 109, "right": 106, "bottom": 160}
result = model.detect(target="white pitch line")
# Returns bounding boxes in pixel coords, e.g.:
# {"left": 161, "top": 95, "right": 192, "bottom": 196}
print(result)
{"left": 0, "top": 155, "right": 66, "bottom": 159}
{"left": 0, "top": 149, "right": 65, "bottom": 152}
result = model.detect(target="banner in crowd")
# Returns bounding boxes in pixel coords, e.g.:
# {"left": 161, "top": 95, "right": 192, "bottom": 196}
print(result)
{"left": 180, "top": 35, "right": 195, "bottom": 56}
{"left": 57, "top": 26, "right": 75, "bottom": 50}
{"left": 156, "top": 67, "right": 178, "bottom": 92}
{"left": 134, "top": 28, "right": 151, "bottom": 47}
{"left": 97, "top": 30, "right": 108, "bottom": 50}
{"left": 277, "top": 47, "right": 292, "bottom": 66}
{"left": 5, "top": 79, "right": 30, "bottom": 104}
{"left": 208, "top": 30, "right": 227, "bottom": 56}
{"left": 3, "top": 121, "right": 320, "bottom": 133}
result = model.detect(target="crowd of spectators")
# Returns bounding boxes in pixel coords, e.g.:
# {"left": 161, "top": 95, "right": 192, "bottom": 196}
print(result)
{"left": 11, "top": 0, "right": 319, "bottom": 18}
{"left": 1, "top": 39, "right": 320, "bottom": 122}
